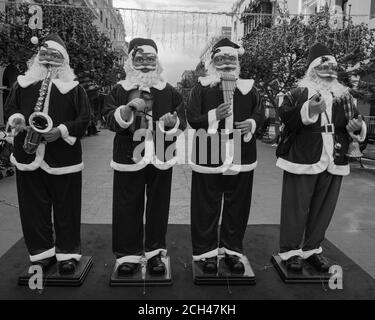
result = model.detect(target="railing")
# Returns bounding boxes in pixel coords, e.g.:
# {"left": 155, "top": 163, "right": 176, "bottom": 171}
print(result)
{"left": 364, "top": 116, "right": 375, "bottom": 139}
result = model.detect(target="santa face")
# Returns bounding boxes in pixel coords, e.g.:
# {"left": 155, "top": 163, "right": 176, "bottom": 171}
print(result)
{"left": 38, "top": 45, "right": 65, "bottom": 67}
{"left": 312, "top": 55, "right": 338, "bottom": 80}
{"left": 213, "top": 53, "right": 238, "bottom": 73}
{"left": 132, "top": 51, "right": 157, "bottom": 73}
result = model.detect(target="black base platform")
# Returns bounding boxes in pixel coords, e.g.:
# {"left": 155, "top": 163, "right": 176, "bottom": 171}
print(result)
{"left": 110, "top": 256, "right": 172, "bottom": 287}
{"left": 18, "top": 256, "right": 93, "bottom": 287}
{"left": 271, "top": 255, "right": 332, "bottom": 284}
{"left": 193, "top": 255, "right": 256, "bottom": 285}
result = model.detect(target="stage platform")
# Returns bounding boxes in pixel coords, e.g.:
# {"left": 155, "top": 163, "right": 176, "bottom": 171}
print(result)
{"left": 0, "top": 224, "right": 374, "bottom": 300}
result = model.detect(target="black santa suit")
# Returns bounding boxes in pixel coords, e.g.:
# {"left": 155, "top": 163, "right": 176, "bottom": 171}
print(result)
{"left": 4, "top": 75, "right": 90, "bottom": 263}
{"left": 187, "top": 76, "right": 264, "bottom": 261}
{"left": 103, "top": 79, "right": 185, "bottom": 265}
{"left": 276, "top": 87, "right": 367, "bottom": 261}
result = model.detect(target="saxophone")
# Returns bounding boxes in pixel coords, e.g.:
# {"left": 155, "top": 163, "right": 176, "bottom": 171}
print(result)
{"left": 23, "top": 66, "right": 54, "bottom": 154}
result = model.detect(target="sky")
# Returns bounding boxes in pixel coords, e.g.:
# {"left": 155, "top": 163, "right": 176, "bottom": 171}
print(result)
{"left": 113, "top": 0, "right": 235, "bottom": 85}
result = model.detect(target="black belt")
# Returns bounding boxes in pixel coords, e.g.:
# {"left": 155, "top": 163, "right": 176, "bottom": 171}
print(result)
{"left": 313, "top": 124, "right": 335, "bottom": 134}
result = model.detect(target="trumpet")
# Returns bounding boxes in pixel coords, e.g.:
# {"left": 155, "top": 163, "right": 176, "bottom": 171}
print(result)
{"left": 23, "top": 66, "right": 54, "bottom": 154}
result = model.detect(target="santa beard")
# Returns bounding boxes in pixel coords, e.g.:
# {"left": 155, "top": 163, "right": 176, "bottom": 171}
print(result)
{"left": 299, "top": 65, "right": 349, "bottom": 97}
{"left": 205, "top": 62, "right": 240, "bottom": 87}
{"left": 23, "top": 54, "right": 76, "bottom": 83}
{"left": 124, "top": 56, "right": 164, "bottom": 88}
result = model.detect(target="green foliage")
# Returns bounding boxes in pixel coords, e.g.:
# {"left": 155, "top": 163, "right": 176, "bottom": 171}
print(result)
{"left": 0, "top": 0, "right": 126, "bottom": 89}
{"left": 240, "top": 9, "right": 375, "bottom": 107}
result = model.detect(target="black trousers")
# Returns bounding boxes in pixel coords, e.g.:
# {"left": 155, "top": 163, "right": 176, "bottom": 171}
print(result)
{"left": 16, "top": 169, "right": 82, "bottom": 259}
{"left": 191, "top": 171, "right": 254, "bottom": 257}
{"left": 112, "top": 165, "right": 173, "bottom": 258}
{"left": 280, "top": 170, "right": 343, "bottom": 253}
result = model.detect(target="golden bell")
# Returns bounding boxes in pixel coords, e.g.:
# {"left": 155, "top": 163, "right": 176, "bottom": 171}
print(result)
{"left": 346, "top": 141, "right": 363, "bottom": 158}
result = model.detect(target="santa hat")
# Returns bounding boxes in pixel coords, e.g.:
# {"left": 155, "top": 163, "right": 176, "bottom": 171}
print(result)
{"left": 210, "top": 38, "right": 244, "bottom": 60}
{"left": 128, "top": 38, "right": 158, "bottom": 56}
{"left": 41, "top": 33, "right": 69, "bottom": 63}
{"left": 307, "top": 43, "right": 335, "bottom": 67}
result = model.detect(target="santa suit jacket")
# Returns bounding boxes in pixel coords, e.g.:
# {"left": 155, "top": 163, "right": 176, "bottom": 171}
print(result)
{"left": 186, "top": 78, "right": 264, "bottom": 173}
{"left": 5, "top": 76, "right": 91, "bottom": 175}
{"left": 103, "top": 80, "right": 185, "bottom": 172}
{"left": 276, "top": 87, "right": 367, "bottom": 176}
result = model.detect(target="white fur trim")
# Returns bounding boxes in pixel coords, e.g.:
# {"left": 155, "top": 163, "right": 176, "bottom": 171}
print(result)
{"left": 309, "top": 55, "right": 337, "bottom": 69}
{"left": 300, "top": 100, "right": 319, "bottom": 125}
{"left": 57, "top": 124, "right": 77, "bottom": 146}
{"left": 52, "top": 80, "right": 79, "bottom": 95}
{"left": 158, "top": 117, "right": 180, "bottom": 135}
{"left": 278, "top": 249, "right": 303, "bottom": 261}
{"left": 44, "top": 40, "right": 69, "bottom": 63}
{"left": 207, "top": 109, "right": 219, "bottom": 134}
{"left": 236, "top": 79, "right": 254, "bottom": 95}
{"left": 110, "top": 160, "right": 148, "bottom": 172}
{"left": 243, "top": 118, "right": 256, "bottom": 142}
{"left": 219, "top": 247, "right": 243, "bottom": 258}
{"left": 8, "top": 113, "right": 25, "bottom": 127}
{"left": 193, "top": 248, "right": 219, "bottom": 261}
{"left": 302, "top": 247, "right": 323, "bottom": 259}
{"left": 114, "top": 105, "right": 134, "bottom": 129}
{"left": 145, "top": 249, "right": 167, "bottom": 260}
{"left": 116, "top": 255, "right": 142, "bottom": 265}
{"left": 17, "top": 75, "right": 78, "bottom": 94}
{"left": 227, "top": 161, "right": 258, "bottom": 173}
{"left": 153, "top": 155, "right": 179, "bottom": 170}
{"left": 133, "top": 45, "right": 157, "bottom": 55}
{"left": 40, "top": 161, "right": 84, "bottom": 175}
{"left": 30, "top": 247, "right": 56, "bottom": 262}
{"left": 10, "top": 144, "right": 45, "bottom": 171}
{"left": 56, "top": 253, "right": 82, "bottom": 262}
{"left": 350, "top": 120, "right": 367, "bottom": 143}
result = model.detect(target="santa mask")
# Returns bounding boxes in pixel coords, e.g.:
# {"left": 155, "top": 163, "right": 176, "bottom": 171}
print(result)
{"left": 311, "top": 55, "right": 338, "bottom": 80}
{"left": 132, "top": 48, "right": 157, "bottom": 73}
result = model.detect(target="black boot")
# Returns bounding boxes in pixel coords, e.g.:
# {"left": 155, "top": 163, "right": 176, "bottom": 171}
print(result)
{"left": 32, "top": 256, "right": 57, "bottom": 273}
{"left": 306, "top": 254, "right": 331, "bottom": 273}
{"left": 202, "top": 257, "right": 218, "bottom": 274}
{"left": 284, "top": 256, "right": 303, "bottom": 272}
{"left": 147, "top": 254, "right": 166, "bottom": 276}
{"left": 58, "top": 259, "right": 78, "bottom": 275}
{"left": 224, "top": 254, "right": 245, "bottom": 274}
{"left": 117, "top": 262, "right": 141, "bottom": 277}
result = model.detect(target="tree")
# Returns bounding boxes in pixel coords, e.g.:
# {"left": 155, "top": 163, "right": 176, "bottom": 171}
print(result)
{"left": 240, "top": 9, "right": 375, "bottom": 109}
{"left": 0, "top": 0, "right": 126, "bottom": 89}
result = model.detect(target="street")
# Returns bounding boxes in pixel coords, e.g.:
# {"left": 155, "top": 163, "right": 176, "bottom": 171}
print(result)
{"left": 1, "top": 129, "right": 375, "bottom": 279}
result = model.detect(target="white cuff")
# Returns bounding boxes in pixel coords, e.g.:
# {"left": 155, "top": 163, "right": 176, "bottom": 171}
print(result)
{"left": 278, "top": 249, "right": 303, "bottom": 261}
{"left": 219, "top": 247, "right": 244, "bottom": 258}
{"left": 8, "top": 113, "right": 25, "bottom": 127}
{"left": 116, "top": 255, "right": 142, "bottom": 265}
{"left": 244, "top": 118, "right": 257, "bottom": 142}
{"left": 300, "top": 101, "right": 319, "bottom": 125}
{"left": 357, "top": 120, "right": 367, "bottom": 143}
{"left": 56, "top": 253, "right": 82, "bottom": 262}
{"left": 158, "top": 117, "right": 180, "bottom": 135}
{"left": 114, "top": 105, "right": 134, "bottom": 129}
{"left": 302, "top": 247, "right": 323, "bottom": 259}
{"left": 29, "top": 247, "right": 56, "bottom": 262}
{"left": 145, "top": 249, "right": 167, "bottom": 260}
{"left": 207, "top": 109, "right": 219, "bottom": 134}
{"left": 58, "top": 124, "right": 77, "bottom": 146}
{"left": 193, "top": 248, "right": 219, "bottom": 261}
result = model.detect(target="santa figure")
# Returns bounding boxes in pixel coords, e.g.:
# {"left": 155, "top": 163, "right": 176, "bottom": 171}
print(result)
{"left": 4, "top": 34, "right": 90, "bottom": 275}
{"left": 186, "top": 38, "right": 264, "bottom": 274}
{"left": 276, "top": 43, "right": 367, "bottom": 272}
{"left": 103, "top": 38, "right": 185, "bottom": 276}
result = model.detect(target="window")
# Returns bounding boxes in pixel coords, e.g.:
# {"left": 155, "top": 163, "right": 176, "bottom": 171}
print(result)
{"left": 100, "top": 10, "right": 103, "bottom": 23}
{"left": 371, "top": 0, "right": 375, "bottom": 19}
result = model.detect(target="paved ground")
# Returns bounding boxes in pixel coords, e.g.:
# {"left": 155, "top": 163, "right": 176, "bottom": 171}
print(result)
{"left": 1, "top": 129, "right": 375, "bottom": 279}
